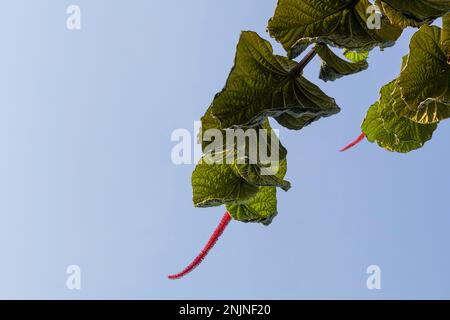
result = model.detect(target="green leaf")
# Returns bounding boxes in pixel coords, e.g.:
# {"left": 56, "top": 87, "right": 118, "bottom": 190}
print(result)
{"left": 343, "top": 49, "right": 369, "bottom": 62}
{"left": 227, "top": 187, "right": 278, "bottom": 226}
{"left": 267, "top": 0, "right": 403, "bottom": 58}
{"left": 272, "top": 112, "right": 323, "bottom": 130}
{"left": 194, "top": 127, "right": 290, "bottom": 224}
{"left": 193, "top": 151, "right": 290, "bottom": 224}
{"left": 442, "top": 13, "right": 450, "bottom": 57}
{"left": 315, "top": 44, "right": 368, "bottom": 82}
{"left": 362, "top": 81, "right": 438, "bottom": 153}
{"left": 235, "top": 159, "right": 291, "bottom": 192}
{"left": 192, "top": 140, "right": 290, "bottom": 209}
{"left": 271, "top": 76, "right": 341, "bottom": 130}
{"left": 393, "top": 82, "right": 450, "bottom": 124}
{"left": 227, "top": 160, "right": 290, "bottom": 225}
{"left": 192, "top": 155, "right": 260, "bottom": 208}
{"left": 382, "top": 0, "right": 450, "bottom": 23}
{"left": 378, "top": 0, "right": 431, "bottom": 28}
{"left": 209, "top": 31, "right": 340, "bottom": 131}
{"left": 199, "top": 107, "right": 221, "bottom": 151}
{"left": 200, "top": 115, "right": 288, "bottom": 167}
{"left": 394, "top": 26, "right": 450, "bottom": 123}
{"left": 227, "top": 155, "right": 288, "bottom": 225}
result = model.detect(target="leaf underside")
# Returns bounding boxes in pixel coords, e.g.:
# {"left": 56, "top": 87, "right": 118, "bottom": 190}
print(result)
{"left": 315, "top": 43, "right": 369, "bottom": 82}
{"left": 268, "top": 0, "right": 403, "bottom": 58}
{"left": 209, "top": 31, "right": 340, "bottom": 131}
{"left": 382, "top": 0, "right": 450, "bottom": 24}
{"left": 362, "top": 20, "right": 450, "bottom": 153}
{"left": 362, "top": 81, "right": 438, "bottom": 153}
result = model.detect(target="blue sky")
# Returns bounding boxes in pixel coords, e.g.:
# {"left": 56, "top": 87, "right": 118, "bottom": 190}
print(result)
{"left": 0, "top": 1, "right": 449, "bottom": 299}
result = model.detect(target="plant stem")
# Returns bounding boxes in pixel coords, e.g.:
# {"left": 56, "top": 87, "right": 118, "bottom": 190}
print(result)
{"left": 168, "top": 212, "right": 232, "bottom": 280}
{"left": 290, "top": 47, "right": 317, "bottom": 77}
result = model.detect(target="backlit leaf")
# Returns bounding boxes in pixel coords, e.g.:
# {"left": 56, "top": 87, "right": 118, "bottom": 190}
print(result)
{"left": 227, "top": 187, "right": 278, "bottom": 226}
{"left": 192, "top": 146, "right": 290, "bottom": 212}
{"left": 393, "top": 83, "right": 450, "bottom": 124}
{"left": 209, "top": 31, "right": 340, "bottom": 131}
{"left": 398, "top": 25, "right": 449, "bottom": 108}
{"left": 192, "top": 155, "right": 260, "bottom": 208}
{"left": 315, "top": 44, "right": 368, "bottom": 82}
{"left": 362, "top": 81, "right": 438, "bottom": 153}
{"left": 343, "top": 49, "right": 369, "bottom": 62}
{"left": 393, "top": 26, "right": 450, "bottom": 123}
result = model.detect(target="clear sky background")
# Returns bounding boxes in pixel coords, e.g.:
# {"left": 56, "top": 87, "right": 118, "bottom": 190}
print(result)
{"left": 0, "top": 0, "right": 449, "bottom": 299}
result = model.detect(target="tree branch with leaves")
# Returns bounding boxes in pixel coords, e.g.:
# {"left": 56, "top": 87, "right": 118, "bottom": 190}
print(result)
{"left": 168, "top": 0, "right": 450, "bottom": 280}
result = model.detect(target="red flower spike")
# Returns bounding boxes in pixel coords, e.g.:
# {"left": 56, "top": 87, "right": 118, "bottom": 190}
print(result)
{"left": 340, "top": 133, "right": 366, "bottom": 152}
{"left": 168, "top": 212, "right": 232, "bottom": 280}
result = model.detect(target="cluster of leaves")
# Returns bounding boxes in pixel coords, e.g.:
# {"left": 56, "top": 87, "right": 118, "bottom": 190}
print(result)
{"left": 362, "top": 15, "right": 450, "bottom": 152}
{"left": 192, "top": 1, "right": 450, "bottom": 225}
